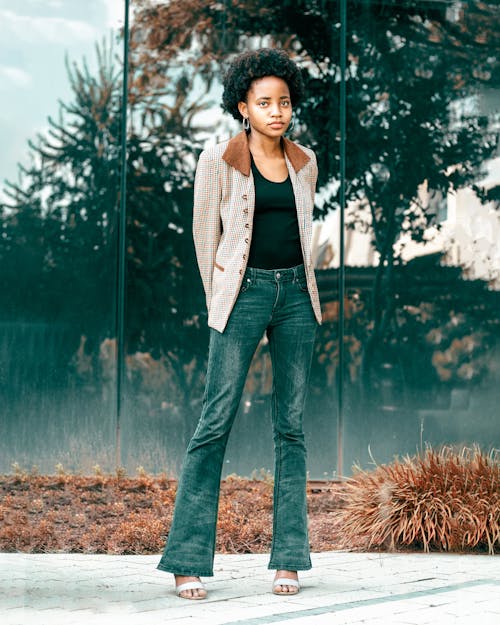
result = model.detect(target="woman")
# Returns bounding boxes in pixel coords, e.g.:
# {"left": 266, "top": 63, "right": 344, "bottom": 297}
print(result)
{"left": 157, "top": 48, "right": 322, "bottom": 600}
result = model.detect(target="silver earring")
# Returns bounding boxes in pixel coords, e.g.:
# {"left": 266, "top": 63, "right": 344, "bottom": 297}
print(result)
{"left": 288, "top": 116, "right": 295, "bottom": 132}
{"left": 242, "top": 117, "right": 250, "bottom": 131}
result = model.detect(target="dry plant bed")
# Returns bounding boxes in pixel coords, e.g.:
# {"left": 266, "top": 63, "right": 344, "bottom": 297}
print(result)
{"left": 1, "top": 446, "right": 498, "bottom": 555}
{"left": 0, "top": 467, "right": 345, "bottom": 554}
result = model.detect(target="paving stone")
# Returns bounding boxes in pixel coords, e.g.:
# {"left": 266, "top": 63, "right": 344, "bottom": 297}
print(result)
{"left": 0, "top": 551, "right": 499, "bottom": 624}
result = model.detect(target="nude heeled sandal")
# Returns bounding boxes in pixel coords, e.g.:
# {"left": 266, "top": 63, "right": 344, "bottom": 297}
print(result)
{"left": 272, "top": 577, "right": 300, "bottom": 595}
{"left": 175, "top": 580, "right": 207, "bottom": 600}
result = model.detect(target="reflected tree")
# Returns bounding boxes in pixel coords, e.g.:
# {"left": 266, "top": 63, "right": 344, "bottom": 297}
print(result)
{"left": 0, "top": 42, "right": 122, "bottom": 381}
{"left": 125, "top": 70, "right": 211, "bottom": 415}
{"left": 0, "top": 39, "right": 210, "bottom": 414}
{"left": 1, "top": 0, "right": 498, "bottom": 423}
{"left": 130, "top": 0, "right": 499, "bottom": 390}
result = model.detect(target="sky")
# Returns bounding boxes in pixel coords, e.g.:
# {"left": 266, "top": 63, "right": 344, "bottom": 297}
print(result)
{"left": 0, "top": 0, "right": 125, "bottom": 196}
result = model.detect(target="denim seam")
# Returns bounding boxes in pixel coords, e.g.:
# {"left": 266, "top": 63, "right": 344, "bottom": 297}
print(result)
{"left": 271, "top": 435, "right": 282, "bottom": 563}
{"left": 210, "top": 451, "right": 226, "bottom": 564}
{"left": 269, "top": 335, "right": 280, "bottom": 563}
{"left": 267, "top": 561, "right": 312, "bottom": 571}
{"left": 157, "top": 563, "right": 214, "bottom": 576}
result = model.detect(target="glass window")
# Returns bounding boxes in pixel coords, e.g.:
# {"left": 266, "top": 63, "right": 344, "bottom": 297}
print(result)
{"left": 2, "top": 0, "right": 497, "bottom": 480}
{"left": 337, "top": 0, "right": 500, "bottom": 473}
{"left": 0, "top": 1, "right": 126, "bottom": 473}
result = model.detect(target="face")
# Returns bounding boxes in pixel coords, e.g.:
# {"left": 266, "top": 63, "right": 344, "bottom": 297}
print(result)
{"left": 237, "top": 75, "right": 292, "bottom": 139}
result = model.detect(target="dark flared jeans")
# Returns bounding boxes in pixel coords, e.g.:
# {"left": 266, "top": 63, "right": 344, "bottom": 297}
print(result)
{"left": 157, "top": 263, "right": 318, "bottom": 576}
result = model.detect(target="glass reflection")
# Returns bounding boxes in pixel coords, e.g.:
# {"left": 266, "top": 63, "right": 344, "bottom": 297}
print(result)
{"left": 0, "top": 1, "right": 125, "bottom": 472}
{"left": 125, "top": 0, "right": 342, "bottom": 477}
{"left": 1, "top": 1, "right": 497, "bottom": 479}
{"left": 329, "top": 0, "right": 500, "bottom": 471}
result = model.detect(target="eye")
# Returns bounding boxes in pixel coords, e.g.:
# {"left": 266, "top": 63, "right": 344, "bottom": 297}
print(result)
{"left": 281, "top": 100, "right": 291, "bottom": 107}
{"left": 258, "top": 101, "right": 268, "bottom": 107}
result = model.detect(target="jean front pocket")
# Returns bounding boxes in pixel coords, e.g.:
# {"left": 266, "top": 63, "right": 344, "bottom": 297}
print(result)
{"left": 239, "top": 275, "right": 253, "bottom": 293}
{"left": 296, "top": 276, "right": 308, "bottom": 293}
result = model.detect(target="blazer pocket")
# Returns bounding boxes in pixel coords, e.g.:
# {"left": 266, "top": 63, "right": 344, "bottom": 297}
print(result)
{"left": 214, "top": 262, "right": 225, "bottom": 272}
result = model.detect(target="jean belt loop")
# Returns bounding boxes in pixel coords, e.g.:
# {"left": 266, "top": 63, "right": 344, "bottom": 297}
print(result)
{"left": 293, "top": 264, "right": 299, "bottom": 282}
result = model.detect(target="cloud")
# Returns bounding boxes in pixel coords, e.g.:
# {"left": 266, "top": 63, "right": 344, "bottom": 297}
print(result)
{"left": 0, "top": 65, "right": 32, "bottom": 90}
{"left": 101, "top": 0, "right": 126, "bottom": 28}
{"left": 0, "top": 8, "right": 99, "bottom": 44}
{"left": 26, "top": 0, "right": 64, "bottom": 8}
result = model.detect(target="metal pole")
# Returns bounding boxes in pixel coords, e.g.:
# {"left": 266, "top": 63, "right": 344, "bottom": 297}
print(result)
{"left": 337, "top": 0, "right": 347, "bottom": 479}
{"left": 115, "top": 0, "right": 130, "bottom": 470}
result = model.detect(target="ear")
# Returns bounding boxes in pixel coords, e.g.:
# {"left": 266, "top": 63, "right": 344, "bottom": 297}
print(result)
{"left": 237, "top": 101, "right": 248, "bottom": 120}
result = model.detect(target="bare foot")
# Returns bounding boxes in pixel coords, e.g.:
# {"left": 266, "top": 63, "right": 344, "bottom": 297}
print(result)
{"left": 273, "top": 570, "right": 299, "bottom": 594}
{"left": 174, "top": 575, "right": 207, "bottom": 600}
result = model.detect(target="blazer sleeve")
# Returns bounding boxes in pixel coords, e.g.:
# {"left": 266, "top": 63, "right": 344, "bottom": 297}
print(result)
{"left": 192, "top": 149, "right": 222, "bottom": 311}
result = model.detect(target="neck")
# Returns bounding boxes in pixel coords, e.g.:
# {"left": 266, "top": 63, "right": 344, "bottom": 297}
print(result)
{"left": 248, "top": 132, "right": 284, "bottom": 159}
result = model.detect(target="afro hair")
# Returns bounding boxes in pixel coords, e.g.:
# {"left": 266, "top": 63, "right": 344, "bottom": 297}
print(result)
{"left": 221, "top": 48, "right": 305, "bottom": 121}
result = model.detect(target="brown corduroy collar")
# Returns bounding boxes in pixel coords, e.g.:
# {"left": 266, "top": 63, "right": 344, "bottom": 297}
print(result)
{"left": 221, "top": 130, "right": 310, "bottom": 176}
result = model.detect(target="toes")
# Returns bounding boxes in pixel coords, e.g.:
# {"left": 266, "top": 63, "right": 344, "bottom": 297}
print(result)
{"left": 276, "top": 584, "right": 298, "bottom": 595}
{"left": 178, "top": 587, "right": 206, "bottom": 599}
{"left": 274, "top": 571, "right": 299, "bottom": 595}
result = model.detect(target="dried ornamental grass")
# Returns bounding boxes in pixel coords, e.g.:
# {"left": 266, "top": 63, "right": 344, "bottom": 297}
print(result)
{"left": 334, "top": 446, "right": 500, "bottom": 554}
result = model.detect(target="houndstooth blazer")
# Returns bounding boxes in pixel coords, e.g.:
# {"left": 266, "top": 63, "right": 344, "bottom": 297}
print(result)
{"left": 193, "top": 130, "right": 322, "bottom": 333}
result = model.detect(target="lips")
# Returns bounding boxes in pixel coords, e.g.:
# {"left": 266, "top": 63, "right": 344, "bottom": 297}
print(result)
{"left": 269, "top": 122, "right": 284, "bottom": 128}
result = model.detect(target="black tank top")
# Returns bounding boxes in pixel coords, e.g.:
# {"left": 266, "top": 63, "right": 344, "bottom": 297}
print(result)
{"left": 247, "top": 158, "right": 304, "bottom": 269}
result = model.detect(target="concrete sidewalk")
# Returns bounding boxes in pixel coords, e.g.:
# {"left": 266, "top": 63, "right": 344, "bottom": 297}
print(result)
{"left": 0, "top": 551, "right": 498, "bottom": 625}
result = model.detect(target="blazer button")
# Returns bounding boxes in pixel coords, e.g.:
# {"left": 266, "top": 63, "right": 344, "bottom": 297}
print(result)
{"left": 243, "top": 254, "right": 246, "bottom": 259}
{"left": 243, "top": 209, "right": 248, "bottom": 214}
{"left": 239, "top": 269, "right": 243, "bottom": 275}
{"left": 245, "top": 223, "right": 249, "bottom": 228}
{"left": 245, "top": 238, "right": 249, "bottom": 243}
{"left": 242, "top": 194, "right": 248, "bottom": 200}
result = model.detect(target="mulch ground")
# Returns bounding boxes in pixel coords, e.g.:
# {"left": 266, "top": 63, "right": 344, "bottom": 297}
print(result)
{"left": 0, "top": 473, "right": 352, "bottom": 554}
